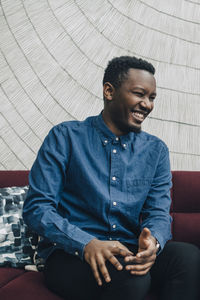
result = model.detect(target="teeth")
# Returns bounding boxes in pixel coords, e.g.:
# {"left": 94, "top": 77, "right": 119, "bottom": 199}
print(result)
{"left": 133, "top": 112, "right": 144, "bottom": 119}
{"left": 135, "top": 112, "right": 143, "bottom": 117}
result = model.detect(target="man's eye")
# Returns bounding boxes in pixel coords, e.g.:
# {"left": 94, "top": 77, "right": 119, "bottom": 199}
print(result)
{"left": 150, "top": 97, "right": 156, "bottom": 101}
{"left": 134, "top": 92, "right": 143, "bottom": 97}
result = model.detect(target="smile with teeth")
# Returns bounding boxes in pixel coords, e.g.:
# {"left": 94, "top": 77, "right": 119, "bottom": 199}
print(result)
{"left": 132, "top": 111, "right": 145, "bottom": 122}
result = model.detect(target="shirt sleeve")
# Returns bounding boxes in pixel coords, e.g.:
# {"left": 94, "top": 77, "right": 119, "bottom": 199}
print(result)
{"left": 140, "top": 142, "right": 172, "bottom": 253}
{"left": 23, "top": 125, "right": 95, "bottom": 260}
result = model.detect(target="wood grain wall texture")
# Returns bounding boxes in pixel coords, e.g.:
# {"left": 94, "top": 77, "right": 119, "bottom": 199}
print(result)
{"left": 0, "top": 0, "right": 200, "bottom": 170}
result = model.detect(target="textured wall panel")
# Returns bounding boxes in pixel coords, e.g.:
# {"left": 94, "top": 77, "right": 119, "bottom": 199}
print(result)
{"left": 0, "top": 0, "right": 199, "bottom": 170}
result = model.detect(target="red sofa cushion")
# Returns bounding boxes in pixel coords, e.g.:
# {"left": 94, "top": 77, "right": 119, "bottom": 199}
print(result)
{"left": 0, "top": 270, "right": 62, "bottom": 300}
{"left": 172, "top": 171, "right": 200, "bottom": 212}
{"left": 0, "top": 268, "right": 25, "bottom": 288}
{"left": 0, "top": 171, "right": 29, "bottom": 188}
{"left": 171, "top": 171, "right": 200, "bottom": 247}
{"left": 0, "top": 268, "right": 157, "bottom": 300}
{"left": 172, "top": 213, "right": 200, "bottom": 247}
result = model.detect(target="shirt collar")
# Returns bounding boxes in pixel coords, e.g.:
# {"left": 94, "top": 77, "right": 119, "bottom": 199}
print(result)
{"left": 93, "top": 112, "right": 136, "bottom": 148}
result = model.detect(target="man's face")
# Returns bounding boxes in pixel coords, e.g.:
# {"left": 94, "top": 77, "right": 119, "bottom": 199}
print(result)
{"left": 103, "top": 68, "right": 156, "bottom": 135}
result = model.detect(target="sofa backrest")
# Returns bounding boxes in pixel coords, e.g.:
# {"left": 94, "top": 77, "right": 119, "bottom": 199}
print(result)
{"left": 0, "top": 171, "right": 29, "bottom": 188}
{"left": 171, "top": 171, "right": 200, "bottom": 248}
{"left": 0, "top": 170, "right": 200, "bottom": 248}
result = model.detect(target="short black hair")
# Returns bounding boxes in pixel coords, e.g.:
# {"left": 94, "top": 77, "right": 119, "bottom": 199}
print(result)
{"left": 103, "top": 56, "right": 155, "bottom": 88}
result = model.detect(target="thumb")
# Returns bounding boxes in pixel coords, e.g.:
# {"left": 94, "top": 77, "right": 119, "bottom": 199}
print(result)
{"left": 138, "top": 227, "right": 151, "bottom": 251}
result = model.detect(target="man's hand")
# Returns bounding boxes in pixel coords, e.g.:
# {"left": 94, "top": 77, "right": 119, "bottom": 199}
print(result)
{"left": 125, "top": 227, "right": 158, "bottom": 275}
{"left": 84, "top": 239, "right": 133, "bottom": 286}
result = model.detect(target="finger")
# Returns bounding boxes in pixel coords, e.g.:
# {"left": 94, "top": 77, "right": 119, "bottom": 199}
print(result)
{"left": 126, "top": 261, "right": 153, "bottom": 272}
{"left": 119, "top": 248, "right": 134, "bottom": 257}
{"left": 137, "top": 248, "right": 156, "bottom": 259}
{"left": 106, "top": 252, "right": 123, "bottom": 271}
{"left": 130, "top": 267, "right": 151, "bottom": 276}
{"left": 112, "top": 246, "right": 133, "bottom": 257}
{"left": 96, "top": 255, "right": 111, "bottom": 283}
{"left": 138, "top": 228, "right": 151, "bottom": 251}
{"left": 140, "top": 227, "right": 151, "bottom": 239}
{"left": 115, "top": 242, "right": 134, "bottom": 253}
{"left": 133, "top": 254, "right": 156, "bottom": 266}
{"left": 127, "top": 252, "right": 156, "bottom": 266}
{"left": 90, "top": 257, "right": 102, "bottom": 286}
{"left": 124, "top": 255, "right": 136, "bottom": 263}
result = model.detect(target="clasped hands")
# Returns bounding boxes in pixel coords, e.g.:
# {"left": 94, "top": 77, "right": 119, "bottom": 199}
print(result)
{"left": 84, "top": 227, "right": 158, "bottom": 286}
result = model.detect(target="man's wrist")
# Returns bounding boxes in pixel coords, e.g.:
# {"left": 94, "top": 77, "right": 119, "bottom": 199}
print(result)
{"left": 150, "top": 235, "right": 160, "bottom": 252}
{"left": 155, "top": 239, "right": 161, "bottom": 252}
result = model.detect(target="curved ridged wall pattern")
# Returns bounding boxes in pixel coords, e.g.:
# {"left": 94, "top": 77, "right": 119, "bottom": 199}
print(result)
{"left": 0, "top": 0, "right": 200, "bottom": 170}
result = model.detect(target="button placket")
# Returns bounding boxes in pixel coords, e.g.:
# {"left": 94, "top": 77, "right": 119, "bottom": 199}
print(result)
{"left": 109, "top": 140, "right": 120, "bottom": 235}
{"left": 111, "top": 142, "right": 119, "bottom": 183}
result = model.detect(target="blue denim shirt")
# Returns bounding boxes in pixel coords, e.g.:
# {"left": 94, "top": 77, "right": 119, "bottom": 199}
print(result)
{"left": 23, "top": 113, "right": 172, "bottom": 261}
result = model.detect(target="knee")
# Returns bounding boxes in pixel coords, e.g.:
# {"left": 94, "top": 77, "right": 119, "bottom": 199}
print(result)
{"left": 105, "top": 258, "right": 151, "bottom": 291}
{"left": 183, "top": 243, "right": 200, "bottom": 270}
{"left": 103, "top": 272, "right": 151, "bottom": 299}
{"left": 164, "top": 241, "right": 200, "bottom": 270}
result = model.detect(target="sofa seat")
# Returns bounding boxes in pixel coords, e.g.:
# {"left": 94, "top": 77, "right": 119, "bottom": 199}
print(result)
{"left": 0, "top": 268, "right": 62, "bottom": 300}
{"left": 0, "top": 268, "right": 25, "bottom": 288}
{"left": 0, "top": 267, "right": 157, "bottom": 300}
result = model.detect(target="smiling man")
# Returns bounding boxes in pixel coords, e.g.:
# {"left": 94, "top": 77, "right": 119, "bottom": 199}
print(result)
{"left": 23, "top": 56, "right": 200, "bottom": 300}
{"left": 102, "top": 64, "right": 156, "bottom": 135}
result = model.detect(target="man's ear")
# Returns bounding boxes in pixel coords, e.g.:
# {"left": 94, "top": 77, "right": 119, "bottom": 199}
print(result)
{"left": 103, "top": 82, "right": 115, "bottom": 101}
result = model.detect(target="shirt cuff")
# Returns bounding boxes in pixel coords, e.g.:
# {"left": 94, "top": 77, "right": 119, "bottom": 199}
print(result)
{"left": 63, "top": 234, "right": 96, "bottom": 260}
{"left": 150, "top": 232, "right": 170, "bottom": 256}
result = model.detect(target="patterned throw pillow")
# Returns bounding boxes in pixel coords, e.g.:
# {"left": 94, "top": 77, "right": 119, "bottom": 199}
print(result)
{"left": 0, "top": 186, "right": 39, "bottom": 269}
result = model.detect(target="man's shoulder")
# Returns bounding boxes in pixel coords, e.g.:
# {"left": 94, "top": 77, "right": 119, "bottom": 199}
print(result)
{"left": 139, "top": 131, "right": 168, "bottom": 150}
{"left": 52, "top": 115, "right": 95, "bottom": 132}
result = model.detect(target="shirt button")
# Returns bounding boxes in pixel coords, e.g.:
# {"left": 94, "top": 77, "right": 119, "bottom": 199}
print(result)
{"left": 115, "top": 137, "right": 119, "bottom": 141}
{"left": 113, "top": 201, "right": 117, "bottom": 206}
{"left": 112, "top": 176, "right": 116, "bottom": 181}
{"left": 75, "top": 251, "right": 79, "bottom": 256}
{"left": 109, "top": 237, "right": 112, "bottom": 240}
{"left": 112, "top": 224, "right": 116, "bottom": 229}
{"left": 123, "top": 144, "right": 127, "bottom": 148}
{"left": 53, "top": 243, "right": 56, "bottom": 246}
{"left": 113, "top": 149, "right": 117, "bottom": 153}
{"left": 104, "top": 140, "right": 108, "bottom": 144}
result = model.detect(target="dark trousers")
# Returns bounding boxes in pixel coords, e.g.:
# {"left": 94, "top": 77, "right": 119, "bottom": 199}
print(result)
{"left": 43, "top": 241, "right": 200, "bottom": 300}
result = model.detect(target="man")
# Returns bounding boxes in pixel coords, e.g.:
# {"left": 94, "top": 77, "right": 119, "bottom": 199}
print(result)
{"left": 23, "top": 56, "right": 200, "bottom": 300}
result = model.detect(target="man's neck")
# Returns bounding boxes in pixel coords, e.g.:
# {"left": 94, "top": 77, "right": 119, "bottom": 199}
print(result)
{"left": 102, "top": 110, "right": 129, "bottom": 137}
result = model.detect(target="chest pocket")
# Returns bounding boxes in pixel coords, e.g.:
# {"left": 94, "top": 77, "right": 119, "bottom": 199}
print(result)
{"left": 126, "top": 178, "right": 152, "bottom": 202}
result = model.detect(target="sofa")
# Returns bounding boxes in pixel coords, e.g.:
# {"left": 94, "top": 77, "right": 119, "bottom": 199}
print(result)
{"left": 0, "top": 170, "right": 200, "bottom": 300}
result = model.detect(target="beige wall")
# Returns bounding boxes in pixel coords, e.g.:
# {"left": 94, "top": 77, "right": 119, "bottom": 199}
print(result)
{"left": 0, "top": 0, "right": 200, "bottom": 170}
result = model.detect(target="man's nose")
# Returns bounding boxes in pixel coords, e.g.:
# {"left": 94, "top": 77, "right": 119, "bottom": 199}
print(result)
{"left": 140, "top": 97, "right": 153, "bottom": 110}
